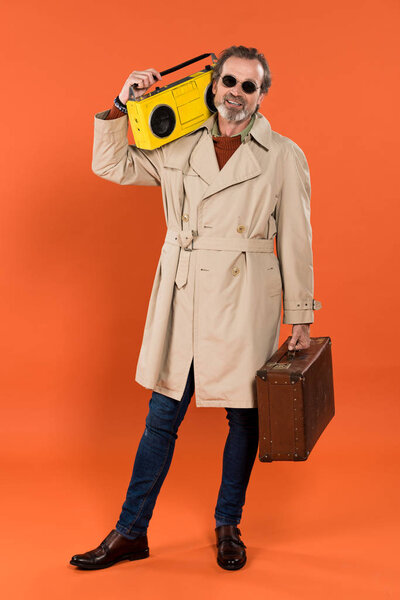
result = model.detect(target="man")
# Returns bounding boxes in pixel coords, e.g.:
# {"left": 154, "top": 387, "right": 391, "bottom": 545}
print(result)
{"left": 70, "top": 45, "right": 321, "bottom": 571}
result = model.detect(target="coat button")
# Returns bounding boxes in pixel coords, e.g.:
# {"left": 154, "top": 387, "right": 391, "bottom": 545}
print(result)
{"left": 232, "top": 266, "right": 240, "bottom": 276}
{"left": 182, "top": 214, "right": 189, "bottom": 222}
{"left": 237, "top": 225, "right": 246, "bottom": 233}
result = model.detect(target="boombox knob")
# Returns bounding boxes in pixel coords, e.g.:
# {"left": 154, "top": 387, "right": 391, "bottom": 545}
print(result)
{"left": 155, "top": 86, "right": 160, "bottom": 90}
{"left": 205, "top": 65, "right": 211, "bottom": 71}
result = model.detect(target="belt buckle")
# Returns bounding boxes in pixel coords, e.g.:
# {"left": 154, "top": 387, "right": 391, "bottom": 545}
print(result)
{"left": 182, "top": 230, "right": 197, "bottom": 251}
{"left": 312, "top": 299, "right": 322, "bottom": 310}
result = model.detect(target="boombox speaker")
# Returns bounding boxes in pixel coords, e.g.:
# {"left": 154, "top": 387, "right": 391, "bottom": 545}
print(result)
{"left": 126, "top": 53, "right": 217, "bottom": 150}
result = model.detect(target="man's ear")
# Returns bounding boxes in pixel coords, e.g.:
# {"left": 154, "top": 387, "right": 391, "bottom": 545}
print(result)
{"left": 212, "top": 79, "right": 217, "bottom": 95}
{"left": 258, "top": 91, "right": 266, "bottom": 105}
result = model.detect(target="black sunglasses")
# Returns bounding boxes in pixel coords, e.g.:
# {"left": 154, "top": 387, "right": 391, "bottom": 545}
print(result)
{"left": 220, "top": 74, "right": 260, "bottom": 94}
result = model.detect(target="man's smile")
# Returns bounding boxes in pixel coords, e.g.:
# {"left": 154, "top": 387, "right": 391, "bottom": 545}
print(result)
{"left": 225, "top": 98, "right": 243, "bottom": 107}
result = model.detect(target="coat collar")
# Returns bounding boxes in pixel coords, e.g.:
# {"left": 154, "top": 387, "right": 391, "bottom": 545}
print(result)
{"left": 163, "top": 112, "right": 272, "bottom": 201}
{"left": 191, "top": 111, "right": 272, "bottom": 151}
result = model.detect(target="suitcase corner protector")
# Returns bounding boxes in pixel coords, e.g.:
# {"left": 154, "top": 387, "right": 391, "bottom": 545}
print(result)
{"left": 259, "top": 454, "right": 272, "bottom": 462}
{"left": 290, "top": 371, "right": 304, "bottom": 384}
{"left": 256, "top": 369, "right": 267, "bottom": 380}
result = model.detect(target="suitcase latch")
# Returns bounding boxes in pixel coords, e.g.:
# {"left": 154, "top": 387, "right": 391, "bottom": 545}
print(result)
{"left": 266, "top": 362, "right": 291, "bottom": 369}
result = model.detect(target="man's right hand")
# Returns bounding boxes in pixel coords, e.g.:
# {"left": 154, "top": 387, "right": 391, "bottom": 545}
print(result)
{"left": 118, "top": 68, "right": 162, "bottom": 104}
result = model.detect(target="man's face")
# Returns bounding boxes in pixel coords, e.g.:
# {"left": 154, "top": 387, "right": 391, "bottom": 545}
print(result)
{"left": 211, "top": 56, "right": 266, "bottom": 123}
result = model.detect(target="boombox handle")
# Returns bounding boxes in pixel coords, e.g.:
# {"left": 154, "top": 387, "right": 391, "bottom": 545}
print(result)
{"left": 131, "top": 52, "right": 218, "bottom": 89}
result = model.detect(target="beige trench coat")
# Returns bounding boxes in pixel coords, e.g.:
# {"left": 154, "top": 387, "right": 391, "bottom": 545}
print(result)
{"left": 92, "top": 110, "right": 321, "bottom": 408}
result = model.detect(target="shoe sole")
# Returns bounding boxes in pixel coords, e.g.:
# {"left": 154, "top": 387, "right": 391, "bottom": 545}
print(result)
{"left": 70, "top": 548, "right": 149, "bottom": 570}
{"left": 217, "top": 555, "right": 247, "bottom": 570}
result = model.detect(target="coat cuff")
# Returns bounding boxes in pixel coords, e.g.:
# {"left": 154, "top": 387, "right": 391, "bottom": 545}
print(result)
{"left": 94, "top": 110, "right": 129, "bottom": 135}
{"left": 282, "top": 299, "right": 322, "bottom": 325}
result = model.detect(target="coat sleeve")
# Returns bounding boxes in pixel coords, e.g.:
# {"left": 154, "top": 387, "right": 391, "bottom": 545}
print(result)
{"left": 274, "top": 141, "right": 322, "bottom": 324}
{"left": 91, "top": 110, "right": 163, "bottom": 186}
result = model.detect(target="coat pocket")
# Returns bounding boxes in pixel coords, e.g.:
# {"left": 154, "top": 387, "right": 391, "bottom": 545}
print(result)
{"left": 266, "top": 265, "right": 282, "bottom": 296}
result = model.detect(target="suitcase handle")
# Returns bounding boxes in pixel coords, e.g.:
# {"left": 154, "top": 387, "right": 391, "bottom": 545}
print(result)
{"left": 265, "top": 338, "right": 297, "bottom": 367}
{"left": 287, "top": 337, "right": 297, "bottom": 361}
{"left": 132, "top": 53, "right": 217, "bottom": 88}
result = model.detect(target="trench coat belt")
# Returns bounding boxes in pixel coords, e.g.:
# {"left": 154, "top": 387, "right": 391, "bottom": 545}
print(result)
{"left": 164, "top": 229, "right": 275, "bottom": 289}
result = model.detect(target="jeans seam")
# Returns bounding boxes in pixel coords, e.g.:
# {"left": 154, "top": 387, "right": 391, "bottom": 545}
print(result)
{"left": 124, "top": 379, "right": 191, "bottom": 534}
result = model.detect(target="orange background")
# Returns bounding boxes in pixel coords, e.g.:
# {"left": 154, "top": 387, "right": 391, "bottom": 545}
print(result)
{"left": 1, "top": 1, "right": 399, "bottom": 597}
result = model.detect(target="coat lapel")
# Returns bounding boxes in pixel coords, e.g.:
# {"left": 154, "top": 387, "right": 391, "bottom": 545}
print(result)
{"left": 188, "top": 131, "right": 220, "bottom": 184}
{"left": 188, "top": 111, "right": 272, "bottom": 201}
{"left": 197, "top": 141, "right": 262, "bottom": 200}
{"left": 163, "top": 112, "right": 273, "bottom": 201}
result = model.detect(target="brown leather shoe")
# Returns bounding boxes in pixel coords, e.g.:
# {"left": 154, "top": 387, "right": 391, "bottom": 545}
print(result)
{"left": 215, "top": 525, "right": 247, "bottom": 570}
{"left": 70, "top": 529, "right": 149, "bottom": 570}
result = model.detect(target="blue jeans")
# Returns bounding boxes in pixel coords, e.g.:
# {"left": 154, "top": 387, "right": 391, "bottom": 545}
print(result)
{"left": 115, "top": 359, "right": 259, "bottom": 539}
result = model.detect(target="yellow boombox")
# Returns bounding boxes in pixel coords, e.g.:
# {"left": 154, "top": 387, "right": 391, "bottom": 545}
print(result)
{"left": 126, "top": 53, "right": 217, "bottom": 150}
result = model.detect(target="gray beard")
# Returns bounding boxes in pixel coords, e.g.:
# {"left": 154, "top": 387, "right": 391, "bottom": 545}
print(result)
{"left": 216, "top": 100, "right": 259, "bottom": 123}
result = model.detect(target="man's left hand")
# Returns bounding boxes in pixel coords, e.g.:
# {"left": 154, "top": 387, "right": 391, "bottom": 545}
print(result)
{"left": 288, "top": 323, "right": 311, "bottom": 351}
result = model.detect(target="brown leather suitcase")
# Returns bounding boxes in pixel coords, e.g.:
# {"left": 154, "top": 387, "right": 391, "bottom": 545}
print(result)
{"left": 256, "top": 336, "right": 335, "bottom": 462}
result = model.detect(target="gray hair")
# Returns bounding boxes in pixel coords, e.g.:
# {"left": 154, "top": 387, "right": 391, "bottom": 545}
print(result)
{"left": 212, "top": 45, "right": 272, "bottom": 94}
